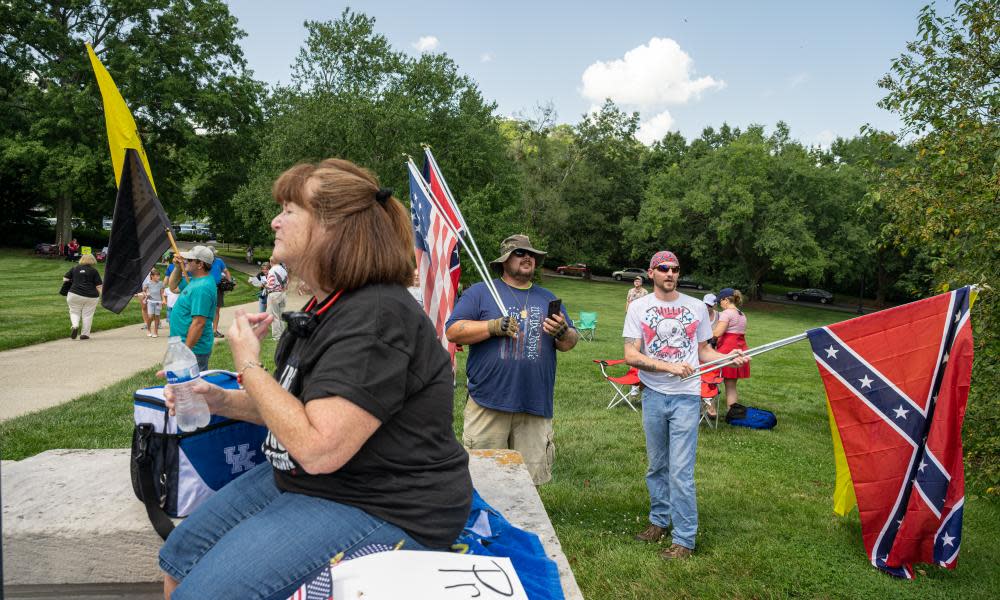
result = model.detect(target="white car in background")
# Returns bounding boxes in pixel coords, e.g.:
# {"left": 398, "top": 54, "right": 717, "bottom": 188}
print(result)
{"left": 612, "top": 267, "right": 649, "bottom": 282}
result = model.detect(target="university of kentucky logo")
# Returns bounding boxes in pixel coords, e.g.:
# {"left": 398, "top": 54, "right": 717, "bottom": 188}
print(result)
{"left": 641, "top": 305, "right": 700, "bottom": 361}
{"left": 224, "top": 443, "right": 257, "bottom": 475}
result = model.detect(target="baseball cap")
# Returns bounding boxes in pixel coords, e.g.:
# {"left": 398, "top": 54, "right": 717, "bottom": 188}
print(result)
{"left": 718, "top": 288, "right": 736, "bottom": 301}
{"left": 703, "top": 293, "right": 718, "bottom": 305}
{"left": 179, "top": 245, "right": 214, "bottom": 265}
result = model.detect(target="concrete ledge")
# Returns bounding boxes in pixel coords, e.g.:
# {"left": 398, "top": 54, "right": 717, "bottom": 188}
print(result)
{"left": 468, "top": 449, "right": 583, "bottom": 600}
{"left": 3, "top": 449, "right": 583, "bottom": 599}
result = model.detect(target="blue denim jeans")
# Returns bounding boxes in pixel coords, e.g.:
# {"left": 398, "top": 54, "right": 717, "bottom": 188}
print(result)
{"left": 641, "top": 389, "right": 701, "bottom": 549}
{"left": 160, "top": 462, "right": 427, "bottom": 600}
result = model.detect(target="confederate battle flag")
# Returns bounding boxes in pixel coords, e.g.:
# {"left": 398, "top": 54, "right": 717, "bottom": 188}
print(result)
{"left": 807, "top": 287, "right": 974, "bottom": 578}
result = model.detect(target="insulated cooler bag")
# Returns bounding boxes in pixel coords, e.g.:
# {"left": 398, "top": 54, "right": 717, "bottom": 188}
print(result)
{"left": 131, "top": 370, "right": 268, "bottom": 539}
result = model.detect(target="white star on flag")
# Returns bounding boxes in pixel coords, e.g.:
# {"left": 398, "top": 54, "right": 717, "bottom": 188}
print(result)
{"left": 858, "top": 374, "right": 873, "bottom": 389}
{"left": 918, "top": 460, "right": 927, "bottom": 472}
{"left": 825, "top": 345, "right": 839, "bottom": 359}
{"left": 941, "top": 532, "right": 955, "bottom": 547}
{"left": 893, "top": 405, "right": 909, "bottom": 420}
{"left": 954, "top": 311, "right": 960, "bottom": 323}
{"left": 942, "top": 353, "right": 949, "bottom": 363}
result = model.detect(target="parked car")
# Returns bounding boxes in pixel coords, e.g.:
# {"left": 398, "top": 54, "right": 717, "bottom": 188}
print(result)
{"left": 677, "top": 276, "right": 706, "bottom": 290}
{"left": 786, "top": 288, "right": 834, "bottom": 304}
{"left": 556, "top": 263, "right": 590, "bottom": 277}
{"left": 612, "top": 267, "right": 648, "bottom": 282}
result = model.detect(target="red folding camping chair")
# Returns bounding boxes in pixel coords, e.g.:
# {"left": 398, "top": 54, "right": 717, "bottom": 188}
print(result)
{"left": 594, "top": 359, "right": 641, "bottom": 412}
{"left": 700, "top": 369, "right": 724, "bottom": 428}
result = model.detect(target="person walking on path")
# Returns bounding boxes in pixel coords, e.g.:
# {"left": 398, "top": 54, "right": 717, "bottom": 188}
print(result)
{"left": 167, "top": 245, "right": 217, "bottom": 372}
{"left": 63, "top": 254, "right": 102, "bottom": 340}
{"left": 264, "top": 260, "right": 288, "bottom": 339}
{"left": 623, "top": 250, "right": 748, "bottom": 560}
{"left": 713, "top": 288, "right": 751, "bottom": 420}
{"left": 446, "top": 234, "right": 579, "bottom": 485}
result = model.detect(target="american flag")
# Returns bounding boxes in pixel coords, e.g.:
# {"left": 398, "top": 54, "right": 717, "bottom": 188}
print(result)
{"left": 807, "top": 286, "right": 973, "bottom": 577}
{"left": 408, "top": 160, "right": 461, "bottom": 360}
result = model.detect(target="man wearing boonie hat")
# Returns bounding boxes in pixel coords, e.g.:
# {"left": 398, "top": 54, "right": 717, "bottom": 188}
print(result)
{"left": 167, "top": 245, "right": 218, "bottom": 372}
{"left": 446, "top": 234, "right": 579, "bottom": 485}
{"left": 622, "top": 250, "right": 749, "bottom": 559}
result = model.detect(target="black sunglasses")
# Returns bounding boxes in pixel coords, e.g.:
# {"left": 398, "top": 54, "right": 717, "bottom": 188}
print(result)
{"left": 655, "top": 265, "right": 680, "bottom": 273}
{"left": 512, "top": 249, "right": 535, "bottom": 258}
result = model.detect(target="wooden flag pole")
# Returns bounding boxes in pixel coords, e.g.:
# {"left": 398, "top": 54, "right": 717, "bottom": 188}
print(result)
{"left": 165, "top": 227, "right": 189, "bottom": 282}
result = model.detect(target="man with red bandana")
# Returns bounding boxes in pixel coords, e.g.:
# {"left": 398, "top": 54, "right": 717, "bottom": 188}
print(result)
{"left": 446, "top": 234, "right": 579, "bottom": 485}
{"left": 623, "top": 250, "right": 749, "bottom": 559}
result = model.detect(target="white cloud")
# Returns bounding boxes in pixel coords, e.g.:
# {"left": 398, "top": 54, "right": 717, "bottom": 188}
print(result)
{"left": 412, "top": 36, "right": 439, "bottom": 53}
{"left": 580, "top": 37, "right": 724, "bottom": 108}
{"left": 480, "top": 52, "right": 493, "bottom": 63}
{"left": 814, "top": 129, "right": 837, "bottom": 149}
{"left": 788, "top": 72, "right": 809, "bottom": 89}
{"left": 636, "top": 110, "right": 675, "bottom": 145}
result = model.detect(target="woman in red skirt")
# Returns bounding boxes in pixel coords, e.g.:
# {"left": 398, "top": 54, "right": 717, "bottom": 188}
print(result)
{"left": 712, "top": 288, "right": 749, "bottom": 419}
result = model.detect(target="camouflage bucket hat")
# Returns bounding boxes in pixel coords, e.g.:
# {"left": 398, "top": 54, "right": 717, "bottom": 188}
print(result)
{"left": 490, "top": 234, "right": 547, "bottom": 273}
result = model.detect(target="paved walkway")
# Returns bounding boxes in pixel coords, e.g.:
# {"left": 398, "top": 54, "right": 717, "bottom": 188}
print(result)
{"left": 0, "top": 256, "right": 307, "bottom": 423}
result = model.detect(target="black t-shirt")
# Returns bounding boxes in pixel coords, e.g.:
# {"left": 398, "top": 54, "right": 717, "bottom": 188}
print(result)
{"left": 264, "top": 283, "right": 472, "bottom": 548}
{"left": 64, "top": 265, "right": 102, "bottom": 298}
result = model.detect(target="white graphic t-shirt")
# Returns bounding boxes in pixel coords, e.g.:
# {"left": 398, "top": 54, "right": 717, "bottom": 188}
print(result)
{"left": 623, "top": 292, "right": 713, "bottom": 395}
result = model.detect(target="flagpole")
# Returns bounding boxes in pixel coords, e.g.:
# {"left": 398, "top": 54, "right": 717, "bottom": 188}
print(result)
{"left": 421, "top": 145, "right": 504, "bottom": 306}
{"left": 164, "top": 228, "right": 189, "bottom": 282}
{"left": 407, "top": 159, "right": 507, "bottom": 314}
{"left": 681, "top": 333, "right": 808, "bottom": 381}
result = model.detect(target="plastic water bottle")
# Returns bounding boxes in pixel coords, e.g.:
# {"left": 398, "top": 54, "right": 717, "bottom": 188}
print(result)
{"left": 164, "top": 336, "right": 210, "bottom": 430}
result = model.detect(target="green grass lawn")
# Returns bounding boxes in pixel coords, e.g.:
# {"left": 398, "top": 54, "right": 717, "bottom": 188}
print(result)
{"left": 2, "top": 275, "right": 996, "bottom": 598}
{"left": 0, "top": 248, "right": 262, "bottom": 351}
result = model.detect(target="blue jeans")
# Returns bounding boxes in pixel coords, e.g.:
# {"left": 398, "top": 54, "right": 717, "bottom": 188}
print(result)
{"left": 642, "top": 389, "right": 700, "bottom": 549}
{"left": 195, "top": 353, "right": 210, "bottom": 373}
{"left": 160, "top": 462, "right": 427, "bottom": 600}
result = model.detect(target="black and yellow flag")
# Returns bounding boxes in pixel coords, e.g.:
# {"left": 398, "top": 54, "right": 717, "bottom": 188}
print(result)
{"left": 87, "top": 44, "right": 171, "bottom": 313}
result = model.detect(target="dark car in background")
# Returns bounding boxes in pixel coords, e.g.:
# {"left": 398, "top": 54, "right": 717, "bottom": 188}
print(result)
{"left": 612, "top": 267, "right": 648, "bottom": 282}
{"left": 677, "top": 276, "right": 707, "bottom": 290}
{"left": 556, "top": 263, "right": 590, "bottom": 277}
{"left": 786, "top": 288, "right": 834, "bottom": 304}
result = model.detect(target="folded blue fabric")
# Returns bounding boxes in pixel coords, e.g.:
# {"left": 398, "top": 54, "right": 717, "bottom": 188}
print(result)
{"left": 455, "top": 489, "right": 565, "bottom": 600}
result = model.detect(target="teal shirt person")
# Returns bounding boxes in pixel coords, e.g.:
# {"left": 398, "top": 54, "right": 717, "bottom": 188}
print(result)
{"left": 169, "top": 275, "right": 217, "bottom": 356}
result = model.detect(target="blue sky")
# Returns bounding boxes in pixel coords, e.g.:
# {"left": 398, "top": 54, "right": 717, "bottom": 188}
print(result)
{"left": 226, "top": 1, "right": 932, "bottom": 147}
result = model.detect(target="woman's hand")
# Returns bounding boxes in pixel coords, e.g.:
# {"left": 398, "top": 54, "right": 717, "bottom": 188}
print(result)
{"left": 157, "top": 370, "right": 228, "bottom": 416}
{"left": 227, "top": 309, "right": 274, "bottom": 367}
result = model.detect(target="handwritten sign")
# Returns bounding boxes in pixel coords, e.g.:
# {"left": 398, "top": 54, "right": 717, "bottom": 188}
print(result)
{"left": 331, "top": 550, "right": 528, "bottom": 600}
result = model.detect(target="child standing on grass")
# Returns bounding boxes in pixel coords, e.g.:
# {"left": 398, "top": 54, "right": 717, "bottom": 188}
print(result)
{"left": 144, "top": 270, "right": 166, "bottom": 338}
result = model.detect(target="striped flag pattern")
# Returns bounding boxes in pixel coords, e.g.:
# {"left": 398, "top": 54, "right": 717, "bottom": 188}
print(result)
{"left": 408, "top": 162, "right": 461, "bottom": 360}
{"left": 100, "top": 149, "right": 171, "bottom": 313}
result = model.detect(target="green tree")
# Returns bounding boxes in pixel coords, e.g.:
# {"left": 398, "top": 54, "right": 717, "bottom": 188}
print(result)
{"left": 231, "top": 10, "right": 520, "bottom": 277}
{"left": 0, "top": 0, "right": 263, "bottom": 245}
{"left": 875, "top": 0, "right": 1000, "bottom": 490}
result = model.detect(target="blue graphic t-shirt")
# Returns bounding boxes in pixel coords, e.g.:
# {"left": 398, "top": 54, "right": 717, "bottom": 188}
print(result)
{"left": 447, "top": 279, "right": 574, "bottom": 418}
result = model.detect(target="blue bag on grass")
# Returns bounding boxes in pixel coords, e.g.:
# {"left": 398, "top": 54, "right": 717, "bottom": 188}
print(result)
{"left": 726, "top": 406, "right": 777, "bottom": 430}
{"left": 131, "top": 370, "right": 268, "bottom": 539}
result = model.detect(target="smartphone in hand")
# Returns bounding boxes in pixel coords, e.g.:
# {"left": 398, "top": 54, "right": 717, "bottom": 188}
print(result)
{"left": 547, "top": 298, "right": 562, "bottom": 319}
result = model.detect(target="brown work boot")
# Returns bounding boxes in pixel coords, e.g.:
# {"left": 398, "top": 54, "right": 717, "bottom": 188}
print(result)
{"left": 660, "top": 543, "right": 693, "bottom": 560}
{"left": 634, "top": 523, "right": 668, "bottom": 543}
